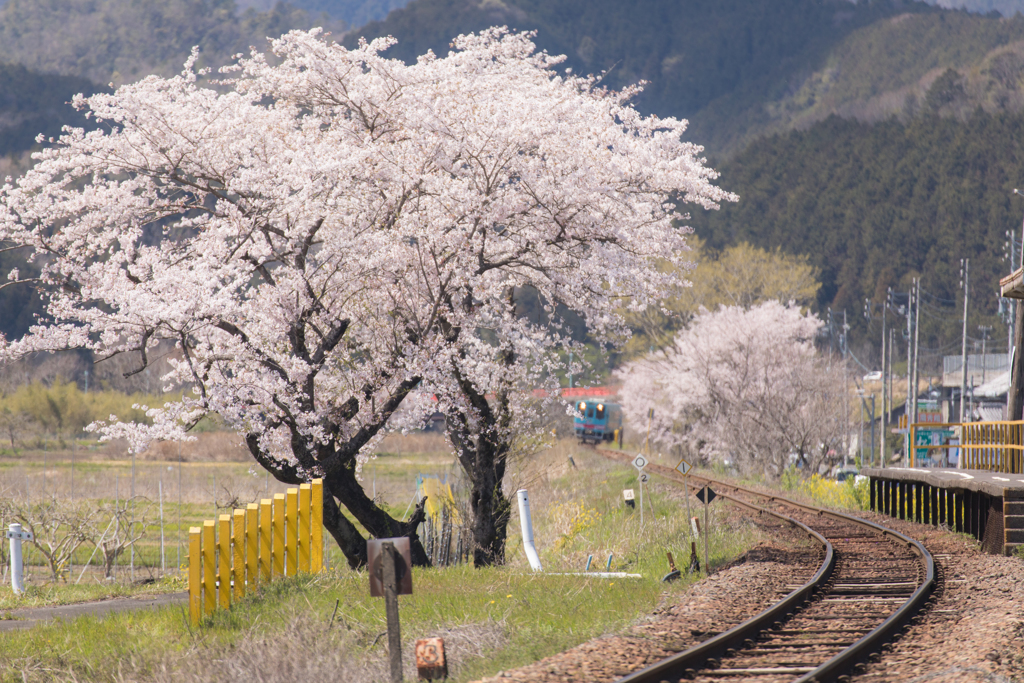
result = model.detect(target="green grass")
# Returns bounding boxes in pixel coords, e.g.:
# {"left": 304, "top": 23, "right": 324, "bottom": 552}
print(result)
{"left": 0, "top": 441, "right": 771, "bottom": 682}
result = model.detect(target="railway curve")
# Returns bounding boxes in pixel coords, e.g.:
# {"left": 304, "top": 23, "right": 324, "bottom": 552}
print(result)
{"left": 594, "top": 449, "right": 936, "bottom": 683}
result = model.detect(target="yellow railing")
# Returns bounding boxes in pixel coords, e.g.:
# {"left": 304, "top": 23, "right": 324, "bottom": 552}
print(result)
{"left": 188, "top": 479, "right": 324, "bottom": 624}
{"left": 909, "top": 421, "right": 1024, "bottom": 473}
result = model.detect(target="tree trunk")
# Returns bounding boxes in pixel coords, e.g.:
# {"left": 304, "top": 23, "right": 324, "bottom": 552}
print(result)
{"left": 247, "top": 436, "right": 430, "bottom": 570}
{"left": 447, "top": 370, "right": 513, "bottom": 568}
{"left": 320, "top": 491, "right": 369, "bottom": 569}
{"left": 324, "top": 467, "right": 430, "bottom": 568}
{"left": 468, "top": 452, "right": 512, "bottom": 567}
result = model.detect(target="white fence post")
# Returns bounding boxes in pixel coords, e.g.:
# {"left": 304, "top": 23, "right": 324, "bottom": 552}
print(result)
{"left": 6, "top": 523, "right": 33, "bottom": 594}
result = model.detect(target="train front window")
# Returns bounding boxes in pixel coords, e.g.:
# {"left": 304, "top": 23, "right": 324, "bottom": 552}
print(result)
{"left": 578, "top": 402, "right": 587, "bottom": 414}
{"left": 586, "top": 406, "right": 594, "bottom": 418}
{"left": 595, "top": 404, "right": 605, "bottom": 420}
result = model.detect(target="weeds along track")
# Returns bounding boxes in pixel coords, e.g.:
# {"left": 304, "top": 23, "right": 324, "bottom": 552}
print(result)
{"left": 594, "top": 449, "right": 935, "bottom": 683}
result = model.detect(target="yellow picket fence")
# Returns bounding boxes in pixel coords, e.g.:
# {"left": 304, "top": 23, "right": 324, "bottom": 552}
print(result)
{"left": 188, "top": 479, "right": 324, "bottom": 624}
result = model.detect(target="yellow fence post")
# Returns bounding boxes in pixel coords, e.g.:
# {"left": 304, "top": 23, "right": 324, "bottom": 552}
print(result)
{"left": 259, "top": 499, "right": 273, "bottom": 581}
{"left": 286, "top": 488, "right": 299, "bottom": 576}
{"left": 233, "top": 509, "right": 245, "bottom": 600}
{"left": 298, "top": 483, "right": 312, "bottom": 573}
{"left": 311, "top": 478, "right": 324, "bottom": 572}
{"left": 273, "top": 493, "right": 286, "bottom": 577}
{"left": 218, "top": 515, "right": 231, "bottom": 610}
{"left": 188, "top": 527, "right": 202, "bottom": 624}
{"left": 246, "top": 503, "right": 259, "bottom": 590}
{"left": 202, "top": 520, "right": 216, "bottom": 617}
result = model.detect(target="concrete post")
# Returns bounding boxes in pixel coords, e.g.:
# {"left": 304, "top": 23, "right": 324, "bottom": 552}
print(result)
{"left": 6, "top": 523, "right": 33, "bottom": 594}
{"left": 516, "top": 489, "right": 543, "bottom": 572}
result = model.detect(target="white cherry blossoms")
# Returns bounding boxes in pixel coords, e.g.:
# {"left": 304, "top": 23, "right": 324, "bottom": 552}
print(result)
{"left": 0, "top": 27, "right": 734, "bottom": 478}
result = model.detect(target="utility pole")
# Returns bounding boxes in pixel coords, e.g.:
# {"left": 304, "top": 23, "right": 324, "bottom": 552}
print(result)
{"left": 1007, "top": 228, "right": 1016, "bottom": 364}
{"left": 960, "top": 259, "right": 970, "bottom": 424}
{"left": 909, "top": 286, "right": 917, "bottom": 466}
{"left": 844, "top": 309, "right": 850, "bottom": 464}
{"left": 1008, "top": 192, "right": 1024, "bottom": 420}
{"left": 827, "top": 307, "right": 833, "bottom": 366}
{"left": 870, "top": 394, "right": 876, "bottom": 467}
{"left": 906, "top": 287, "right": 913, "bottom": 429}
{"left": 912, "top": 278, "right": 921, "bottom": 430}
{"left": 888, "top": 327, "right": 895, "bottom": 426}
{"left": 979, "top": 325, "right": 993, "bottom": 384}
{"left": 877, "top": 294, "right": 888, "bottom": 466}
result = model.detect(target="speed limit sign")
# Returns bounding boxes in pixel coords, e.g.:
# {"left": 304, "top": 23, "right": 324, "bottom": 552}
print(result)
{"left": 639, "top": 472, "right": 649, "bottom": 484}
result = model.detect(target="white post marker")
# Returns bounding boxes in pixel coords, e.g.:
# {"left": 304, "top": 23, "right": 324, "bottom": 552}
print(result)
{"left": 6, "top": 523, "right": 33, "bottom": 594}
{"left": 516, "top": 489, "right": 543, "bottom": 571}
{"left": 676, "top": 458, "right": 693, "bottom": 538}
{"left": 632, "top": 453, "right": 649, "bottom": 526}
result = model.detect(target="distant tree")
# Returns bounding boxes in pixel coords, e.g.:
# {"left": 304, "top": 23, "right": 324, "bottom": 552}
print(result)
{"left": 689, "top": 110, "right": 1024, "bottom": 361}
{"left": 618, "top": 301, "right": 846, "bottom": 478}
{"left": 0, "top": 29, "right": 732, "bottom": 568}
{"left": 6, "top": 497, "right": 96, "bottom": 582}
{"left": 622, "top": 241, "right": 821, "bottom": 357}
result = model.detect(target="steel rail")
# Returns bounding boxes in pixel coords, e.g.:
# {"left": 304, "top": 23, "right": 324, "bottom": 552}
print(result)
{"left": 597, "top": 450, "right": 936, "bottom": 683}
{"left": 616, "top": 483, "right": 836, "bottom": 683}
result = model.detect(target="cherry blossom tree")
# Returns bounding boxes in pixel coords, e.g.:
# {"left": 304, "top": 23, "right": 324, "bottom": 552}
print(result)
{"left": 618, "top": 301, "right": 847, "bottom": 478}
{"left": 0, "top": 27, "right": 733, "bottom": 567}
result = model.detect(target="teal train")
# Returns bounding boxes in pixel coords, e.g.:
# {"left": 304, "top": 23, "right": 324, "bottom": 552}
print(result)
{"left": 573, "top": 400, "right": 623, "bottom": 446}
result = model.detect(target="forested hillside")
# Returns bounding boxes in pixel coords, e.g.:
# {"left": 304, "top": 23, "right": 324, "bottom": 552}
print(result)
{"left": 0, "top": 0, "right": 341, "bottom": 86}
{"left": 756, "top": 12, "right": 1024, "bottom": 138}
{"left": 0, "top": 64, "right": 104, "bottom": 157}
{"left": 236, "top": 0, "right": 411, "bottom": 26}
{"left": 0, "top": 0, "right": 1023, "bottom": 358}
{"left": 933, "top": 0, "right": 1024, "bottom": 14}
{"left": 347, "top": 0, "right": 926, "bottom": 154}
{"left": 689, "top": 111, "right": 1024, "bottom": 357}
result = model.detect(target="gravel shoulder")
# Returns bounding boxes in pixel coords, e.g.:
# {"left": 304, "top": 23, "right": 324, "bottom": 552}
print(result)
{"left": 850, "top": 511, "right": 1024, "bottom": 683}
{"left": 475, "top": 502, "right": 1024, "bottom": 683}
{"left": 476, "top": 516, "right": 819, "bottom": 682}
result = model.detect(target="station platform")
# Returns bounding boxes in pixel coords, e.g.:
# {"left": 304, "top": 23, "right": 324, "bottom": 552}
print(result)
{"left": 861, "top": 467, "right": 1024, "bottom": 556}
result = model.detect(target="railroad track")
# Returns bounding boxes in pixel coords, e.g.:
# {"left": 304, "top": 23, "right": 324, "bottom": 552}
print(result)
{"left": 594, "top": 449, "right": 935, "bottom": 683}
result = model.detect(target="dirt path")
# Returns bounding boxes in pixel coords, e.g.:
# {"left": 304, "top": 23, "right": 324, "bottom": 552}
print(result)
{"left": 0, "top": 592, "right": 187, "bottom": 632}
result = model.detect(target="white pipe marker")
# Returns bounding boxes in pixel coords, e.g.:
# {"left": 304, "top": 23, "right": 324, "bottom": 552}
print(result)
{"left": 6, "top": 523, "right": 33, "bottom": 594}
{"left": 516, "top": 489, "right": 543, "bottom": 571}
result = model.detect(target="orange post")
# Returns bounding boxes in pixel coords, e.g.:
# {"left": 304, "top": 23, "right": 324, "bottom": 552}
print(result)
{"left": 272, "top": 494, "right": 286, "bottom": 577}
{"left": 298, "top": 483, "right": 312, "bottom": 573}
{"left": 311, "top": 478, "right": 324, "bottom": 572}
{"left": 259, "top": 498, "right": 273, "bottom": 581}
{"left": 202, "top": 520, "right": 216, "bottom": 617}
{"left": 188, "top": 527, "right": 202, "bottom": 624}
{"left": 245, "top": 503, "right": 259, "bottom": 590}
{"left": 232, "top": 509, "right": 245, "bottom": 600}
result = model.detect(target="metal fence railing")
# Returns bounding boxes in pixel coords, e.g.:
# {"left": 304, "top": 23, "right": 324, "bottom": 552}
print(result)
{"left": 909, "top": 421, "right": 1024, "bottom": 473}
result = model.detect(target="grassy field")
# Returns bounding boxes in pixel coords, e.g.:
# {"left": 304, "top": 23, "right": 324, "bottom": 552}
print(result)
{"left": 0, "top": 436, "right": 770, "bottom": 682}
{"left": 0, "top": 432, "right": 460, "bottom": 587}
